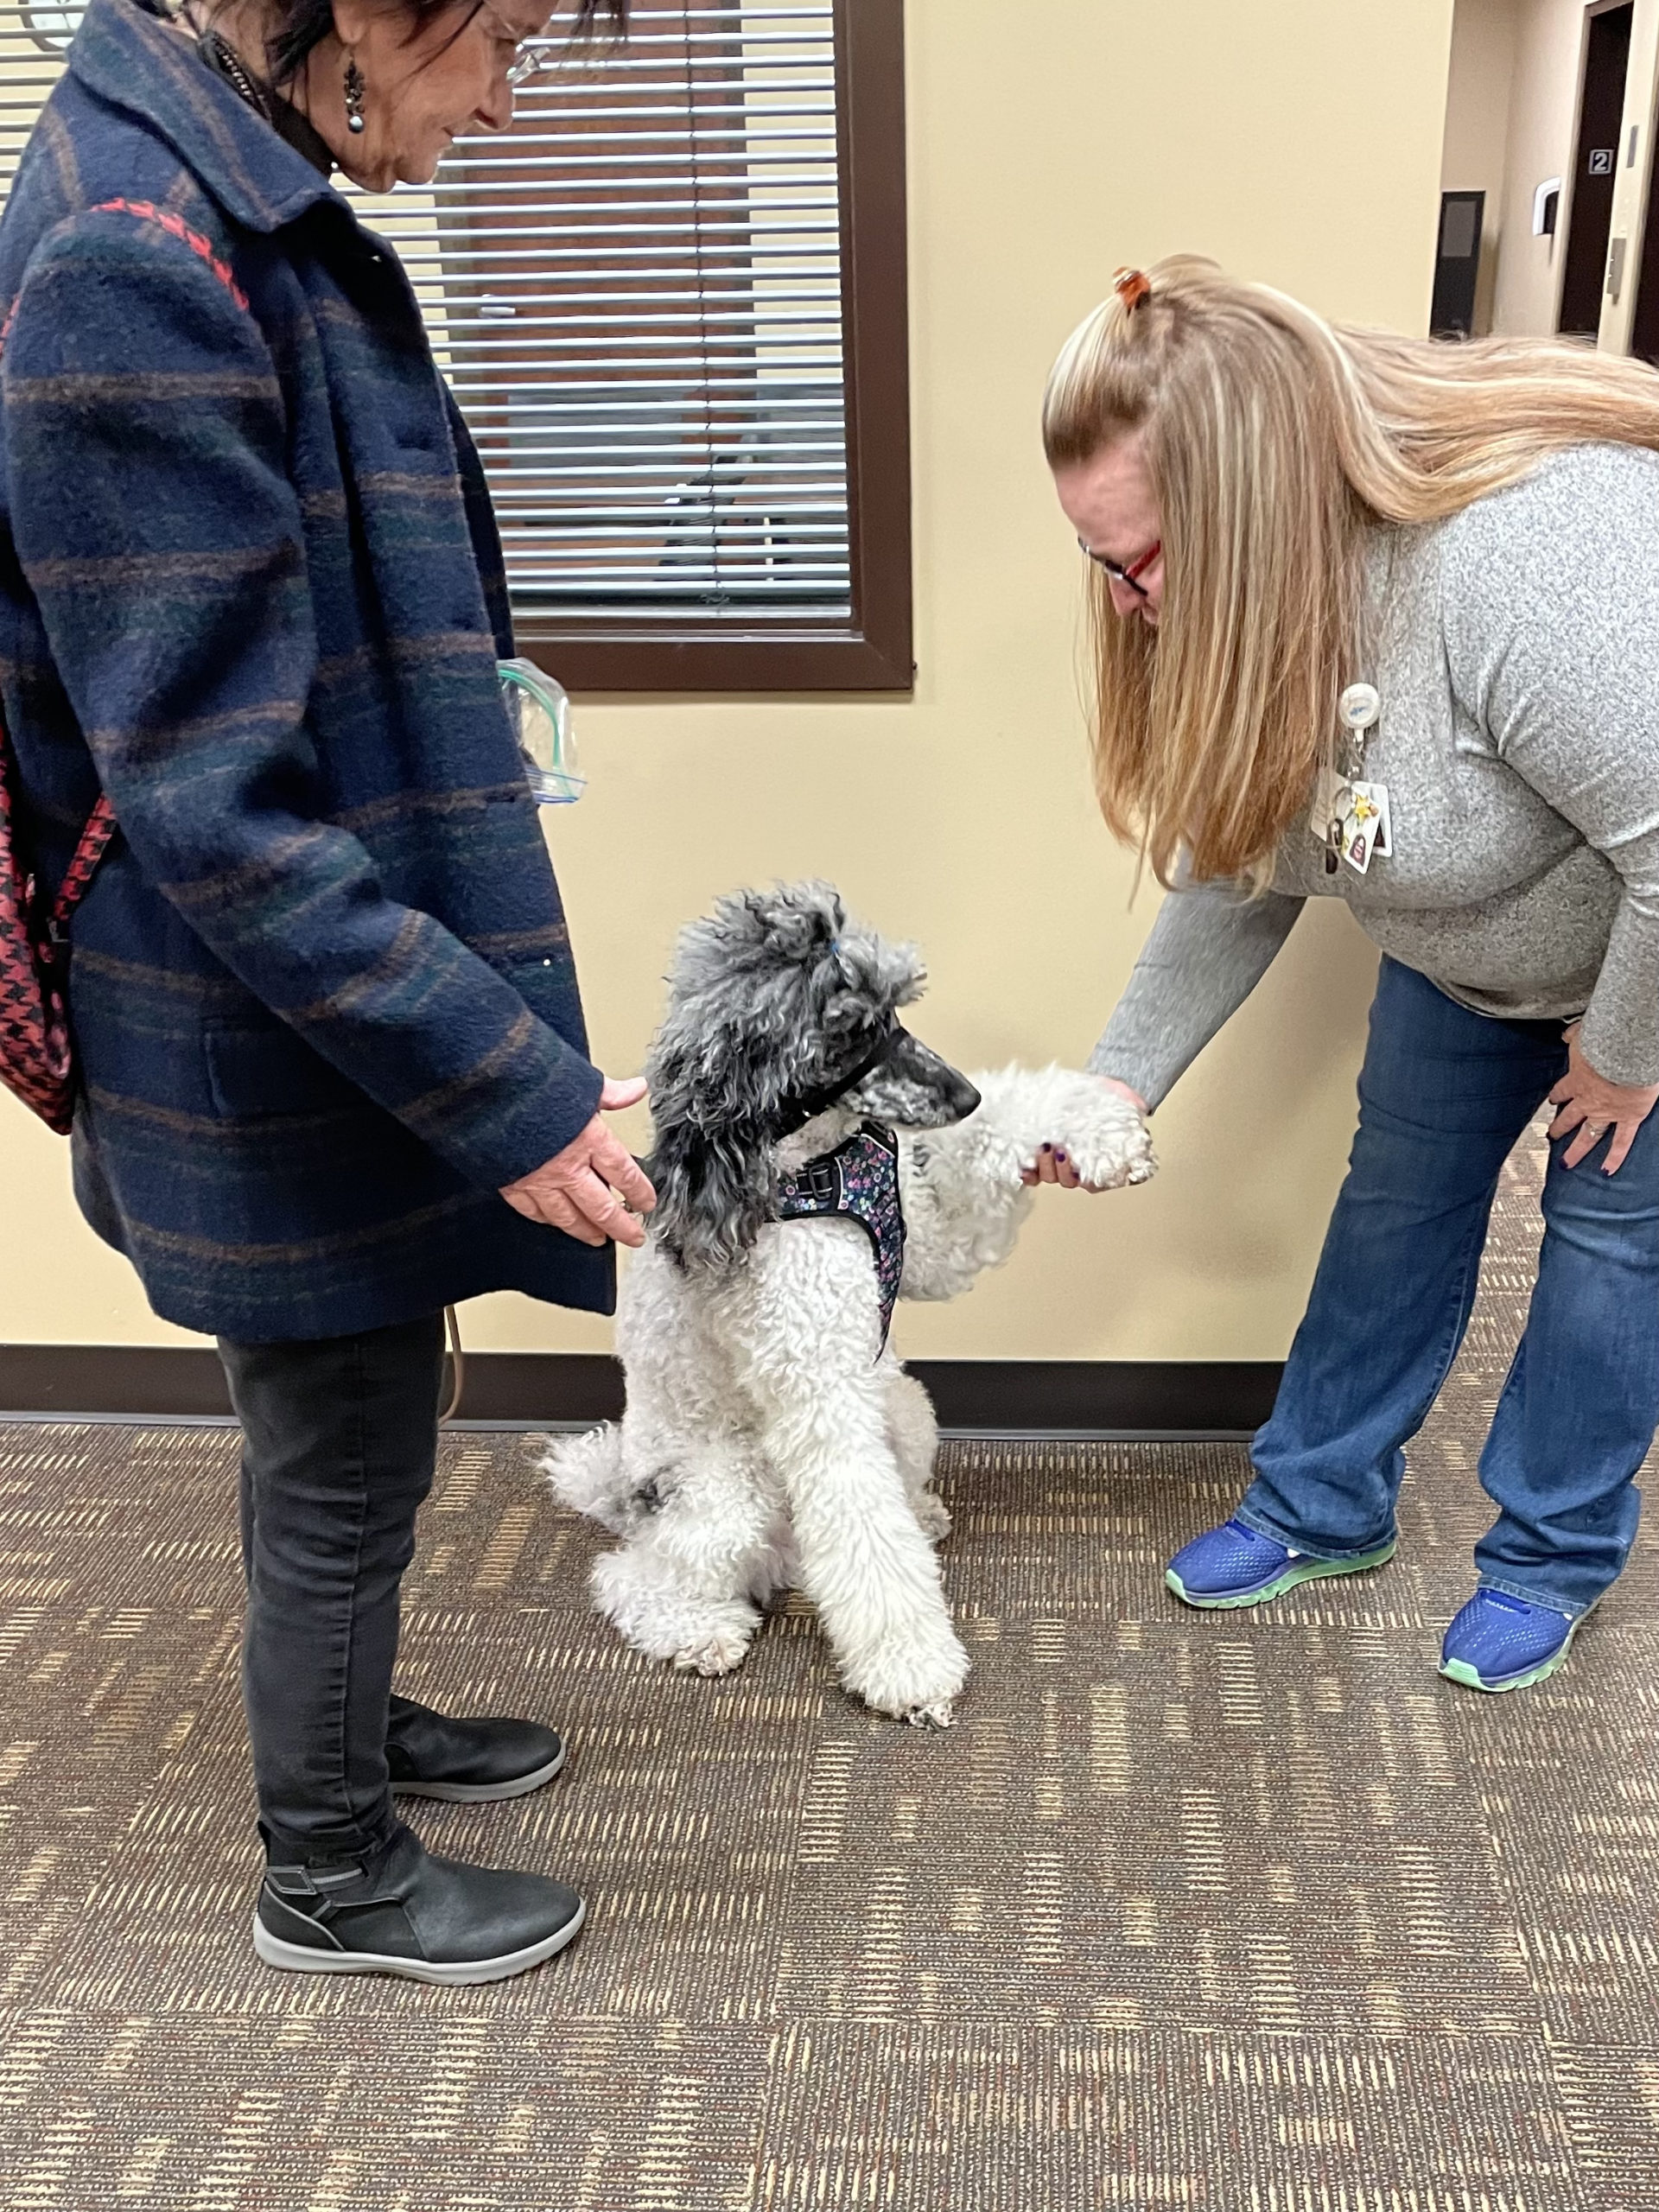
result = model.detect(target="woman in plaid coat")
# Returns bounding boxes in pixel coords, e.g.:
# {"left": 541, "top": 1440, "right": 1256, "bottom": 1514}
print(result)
{"left": 0, "top": 0, "right": 642, "bottom": 1985}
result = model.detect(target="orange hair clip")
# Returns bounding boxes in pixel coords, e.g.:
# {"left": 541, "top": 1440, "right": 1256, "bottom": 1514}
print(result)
{"left": 1114, "top": 267, "right": 1152, "bottom": 313}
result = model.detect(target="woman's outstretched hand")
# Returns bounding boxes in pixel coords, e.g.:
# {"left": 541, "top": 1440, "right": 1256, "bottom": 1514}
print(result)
{"left": 1549, "top": 1026, "right": 1659, "bottom": 1174}
{"left": 501, "top": 1077, "right": 658, "bottom": 1247}
{"left": 1021, "top": 1076, "right": 1150, "bottom": 1190}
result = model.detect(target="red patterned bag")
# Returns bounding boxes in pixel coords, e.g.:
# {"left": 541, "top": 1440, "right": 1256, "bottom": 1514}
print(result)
{"left": 0, "top": 711, "right": 115, "bottom": 1134}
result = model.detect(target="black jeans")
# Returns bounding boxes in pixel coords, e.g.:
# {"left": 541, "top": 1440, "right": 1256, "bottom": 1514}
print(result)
{"left": 218, "top": 1313, "right": 446, "bottom": 1863}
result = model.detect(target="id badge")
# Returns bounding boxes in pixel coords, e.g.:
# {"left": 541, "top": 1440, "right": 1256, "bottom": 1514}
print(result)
{"left": 1351, "top": 779, "right": 1391, "bottom": 859}
{"left": 1338, "top": 783, "right": 1387, "bottom": 875}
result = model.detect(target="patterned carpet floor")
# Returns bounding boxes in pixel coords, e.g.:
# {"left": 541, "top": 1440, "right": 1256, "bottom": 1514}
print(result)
{"left": 1, "top": 1127, "right": 1656, "bottom": 2208}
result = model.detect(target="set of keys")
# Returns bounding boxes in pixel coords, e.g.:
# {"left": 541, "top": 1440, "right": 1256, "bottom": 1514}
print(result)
{"left": 1313, "top": 683, "right": 1391, "bottom": 877}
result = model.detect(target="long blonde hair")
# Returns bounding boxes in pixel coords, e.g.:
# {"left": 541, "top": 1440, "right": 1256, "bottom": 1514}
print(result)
{"left": 1043, "top": 255, "right": 1659, "bottom": 886}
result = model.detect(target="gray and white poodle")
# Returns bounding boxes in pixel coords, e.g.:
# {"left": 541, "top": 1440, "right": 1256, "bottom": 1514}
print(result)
{"left": 543, "top": 882, "right": 1154, "bottom": 1726}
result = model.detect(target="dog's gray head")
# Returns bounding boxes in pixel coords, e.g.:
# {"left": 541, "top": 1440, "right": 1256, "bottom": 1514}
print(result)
{"left": 646, "top": 880, "right": 980, "bottom": 1272}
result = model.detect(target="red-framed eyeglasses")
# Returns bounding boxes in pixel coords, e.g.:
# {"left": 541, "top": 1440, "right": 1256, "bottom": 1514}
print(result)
{"left": 1078, "top": 538, "right": 1162, "bottom": 600}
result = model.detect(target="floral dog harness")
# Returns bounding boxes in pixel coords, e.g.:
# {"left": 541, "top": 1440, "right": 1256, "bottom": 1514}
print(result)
{"left": 774, "top": 1122, "right": 906, "bottom": 1351}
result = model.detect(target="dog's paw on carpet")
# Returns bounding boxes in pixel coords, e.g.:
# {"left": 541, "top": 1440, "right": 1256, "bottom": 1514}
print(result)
{"left": 671, "top": 1624, "right": 756, "bottom": 1678}
{"left": 911, "top": 1491, "right": 953, "bottom": 1541}
{"left": 839, "top": 1623, "right": 970, "bottom": 1728}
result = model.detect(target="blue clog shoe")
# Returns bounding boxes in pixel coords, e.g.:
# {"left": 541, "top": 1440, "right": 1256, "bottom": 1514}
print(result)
{"left": 1166, "top": 1517, "right": 1396, "bottom": 1610}
{"left": 1439, "top": 1588, "right": 1579, "bottom": 1693}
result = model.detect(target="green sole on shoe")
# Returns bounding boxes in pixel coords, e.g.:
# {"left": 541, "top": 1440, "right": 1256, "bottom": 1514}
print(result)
{"left": 1439, "top": 1630, "right": 1577, "bottom": 1696}
{"left": 1166, "top": 1538, "right": 1398, "bottom": 1611}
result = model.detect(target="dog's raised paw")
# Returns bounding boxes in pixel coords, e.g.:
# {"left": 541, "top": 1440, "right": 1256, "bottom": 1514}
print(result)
{"left": 1068, "top": 1128, "right": 1157, "bottom": 1192}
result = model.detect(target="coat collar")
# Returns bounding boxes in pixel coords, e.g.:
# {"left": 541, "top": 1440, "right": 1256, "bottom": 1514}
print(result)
{"left": 69, "top": 0, "right": 343, "bottom": 235}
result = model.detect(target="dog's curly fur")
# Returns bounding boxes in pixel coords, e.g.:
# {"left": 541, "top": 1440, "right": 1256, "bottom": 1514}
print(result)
{"left": 543, "top": 882, "right": 1155, "bottom": 1727}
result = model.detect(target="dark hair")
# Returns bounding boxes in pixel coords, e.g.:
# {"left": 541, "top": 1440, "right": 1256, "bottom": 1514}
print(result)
{"left": 265, "top": 0, "right": 628, "bottom": 88}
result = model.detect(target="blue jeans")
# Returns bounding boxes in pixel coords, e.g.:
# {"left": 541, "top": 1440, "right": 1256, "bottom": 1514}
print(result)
{"left": 1238, "top": 958, "right": 1659, "bottom": 1618}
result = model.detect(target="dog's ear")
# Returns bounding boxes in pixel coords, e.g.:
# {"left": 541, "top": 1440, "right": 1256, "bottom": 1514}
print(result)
{"left": 643, "top": 983, "right": 794, "bottom": 1272}
{"left": 643, "top": 879, "right": 876, "bottom": 1271}
{"left": 645, "top": 1116, "right": 775, "bottom": 1274}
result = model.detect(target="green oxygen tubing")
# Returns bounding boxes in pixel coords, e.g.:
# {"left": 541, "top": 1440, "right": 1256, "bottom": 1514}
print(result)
{"left": 499, "top": 657, "right": 585, "bottom": 806}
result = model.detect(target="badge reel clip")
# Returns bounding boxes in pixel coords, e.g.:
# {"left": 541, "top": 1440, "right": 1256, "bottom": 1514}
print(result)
{"left": 1313, "top": 682, "right": 1390, "bottom": 877}
{"left": 500, "top": 658, "right": 585, "bottom": 806}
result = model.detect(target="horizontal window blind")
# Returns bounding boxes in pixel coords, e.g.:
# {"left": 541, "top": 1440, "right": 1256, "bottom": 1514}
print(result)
{"left": 412, "top": 0, "right": 850, "bottom": 619}
{"left": 0, "top": 10, "right": 75, "bottom": 200}
{"left": 0, "top": 1, "right": 851, "bottom": 623}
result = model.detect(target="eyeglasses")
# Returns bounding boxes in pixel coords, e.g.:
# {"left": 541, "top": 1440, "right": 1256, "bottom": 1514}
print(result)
{"left": 477, "top": 3, "right": 556, "bottom": 86}
{"left": 1077, "top": 537, "right": 1162, "bottom": 600}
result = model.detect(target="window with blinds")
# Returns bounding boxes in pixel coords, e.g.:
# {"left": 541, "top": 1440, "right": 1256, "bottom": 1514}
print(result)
{"left": 0, "top": 0, "right": 911, "bottom": 690}
{"left": 0, "top": 10, "right": 79, "bottom": 181}
{"left": 433, "top": 3, "right": 849, "bottom": 624}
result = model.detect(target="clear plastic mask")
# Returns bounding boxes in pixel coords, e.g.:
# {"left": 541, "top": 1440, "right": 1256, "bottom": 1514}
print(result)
{"left": 499, "top": 658, "right": 584, "bottom": 805}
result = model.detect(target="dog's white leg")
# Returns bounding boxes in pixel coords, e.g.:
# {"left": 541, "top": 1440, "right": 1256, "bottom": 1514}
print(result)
{"left": 541, "top": 1422, "right": 630, "bottom": 1534}
{"left": 759, "top": 1376, "right": 967, "bottom": 1726}
{"left": 590, "top": 1440, "right": 778, "bottom": 1678}
{"left": 592, "top": 1548, "right": 763, "bottom": 1678}
{"left": 738, "top": 1242, "right": 969, "bottom": 1726}
{"left": 883, "top": 1361, "right": 950, "bottom": 1541}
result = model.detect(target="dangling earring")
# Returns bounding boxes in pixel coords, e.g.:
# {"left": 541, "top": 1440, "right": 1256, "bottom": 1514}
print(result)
{"left": 343, "top": 53, "right": 366, "bottom": 135}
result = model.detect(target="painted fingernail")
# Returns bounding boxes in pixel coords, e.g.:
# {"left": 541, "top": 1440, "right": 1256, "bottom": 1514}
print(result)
{"left": 1055, "top": 1151, "right": 1069, "bottom": 1163}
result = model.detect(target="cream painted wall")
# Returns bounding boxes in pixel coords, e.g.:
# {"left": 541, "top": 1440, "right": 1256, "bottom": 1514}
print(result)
{"left": 0, "top": 0, "right": 1459, "bottom": 1363}
{"left": 1441, "top": 0, "right": 1521, "bottom": 333}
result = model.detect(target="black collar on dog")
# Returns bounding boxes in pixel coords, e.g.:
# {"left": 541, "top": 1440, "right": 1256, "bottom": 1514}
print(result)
{"left": 770, "top": 1015, "right": 906, "bottom": 1141}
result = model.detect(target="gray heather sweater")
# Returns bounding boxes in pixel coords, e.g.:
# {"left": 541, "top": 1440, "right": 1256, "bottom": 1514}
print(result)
{"left": 1091, "top": 443, "right": 1659, "bottom": 1109}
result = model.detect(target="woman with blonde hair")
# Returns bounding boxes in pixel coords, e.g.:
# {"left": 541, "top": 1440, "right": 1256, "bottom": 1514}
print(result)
{"left": 1043, "top": 256, "right": 1659, "bottom": 1692}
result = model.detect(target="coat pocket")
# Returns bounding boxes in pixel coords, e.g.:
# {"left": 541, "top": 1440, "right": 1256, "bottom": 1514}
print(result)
{"left": 204, "top": 1022, "right": 359, "bottom": 1121}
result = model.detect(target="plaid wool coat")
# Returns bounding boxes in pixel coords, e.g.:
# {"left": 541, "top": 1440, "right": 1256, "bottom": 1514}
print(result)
{"left": 0, "top": 0, "right": 614, "bottom": 1340}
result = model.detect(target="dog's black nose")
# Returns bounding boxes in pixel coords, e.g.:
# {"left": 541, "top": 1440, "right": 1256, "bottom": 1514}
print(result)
{"left": 946, "top": 1072, "right": 982, "bottom": 1122}
{"left": 886, "top": 1032, "right": 980, "bottom": 1126}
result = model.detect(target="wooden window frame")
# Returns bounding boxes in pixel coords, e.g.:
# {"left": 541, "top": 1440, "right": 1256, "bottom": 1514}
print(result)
{"left": 513, "top": 0, "right": 912, "bottom": 694}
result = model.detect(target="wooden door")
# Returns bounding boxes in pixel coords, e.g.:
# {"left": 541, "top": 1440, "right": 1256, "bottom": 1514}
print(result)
{"left": 1559, "top": 2, "right": 1633, "bottom": 338}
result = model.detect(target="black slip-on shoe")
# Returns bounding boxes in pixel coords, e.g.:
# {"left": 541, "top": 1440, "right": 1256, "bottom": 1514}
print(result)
{"left": 252, "top": 1825, "right": 586, "bottom": 1986}
{"left": 385, "top": 1693, "right": 566, "bottom": 1803}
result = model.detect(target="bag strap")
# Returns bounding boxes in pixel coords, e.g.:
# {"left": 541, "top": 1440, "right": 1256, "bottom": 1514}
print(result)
{"left": 0, "top": 272, "right": 120, "bottom": 950}
{"left": 48, "top": 793, "right": 118, "bottom": 944}
{"left": 2, "top": 199, "right": 255, "bottom": 948}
